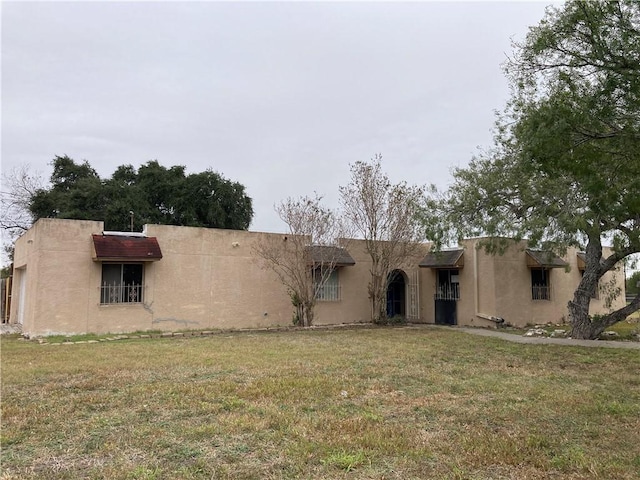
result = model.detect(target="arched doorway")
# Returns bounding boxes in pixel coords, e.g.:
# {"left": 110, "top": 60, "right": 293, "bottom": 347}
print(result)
{"left": 386, "top": 270, "right": 406, "bottom": 318}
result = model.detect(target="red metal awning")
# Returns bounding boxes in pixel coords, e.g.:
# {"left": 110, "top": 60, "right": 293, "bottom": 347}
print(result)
{"left": 92, "top": 234, "right": 162, "bottom": 262}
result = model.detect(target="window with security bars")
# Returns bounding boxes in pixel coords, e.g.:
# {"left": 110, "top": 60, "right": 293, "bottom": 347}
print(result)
{"left": 531, "top": 268, "right": 551, "bottom": 300}
{"left": 435, "top": 269, "right": 460, "bottom": 300}
{"left": 100, "top": 263, "right": 144, "bottom": 304}
{"left": 313, "top": 268, "right": 340, "bottom": 301}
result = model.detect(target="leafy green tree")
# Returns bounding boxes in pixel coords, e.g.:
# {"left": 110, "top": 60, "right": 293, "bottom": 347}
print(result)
{"left": 179, "top": 171, "right": 254, "bottom": 230}
{"left": 133, "top": 161, "right": 185, "bottom": 226}
{"left": 102, "top": 164, "right": 150, "bottom": 231}
{"left": 30, "top": 156, "right": 104, "bottom": 221}
{"left": 30, "top": 156, "right": 253, "bottom": 231}
{"left": 424, "top": 0, "right": 640, "bottom": 339}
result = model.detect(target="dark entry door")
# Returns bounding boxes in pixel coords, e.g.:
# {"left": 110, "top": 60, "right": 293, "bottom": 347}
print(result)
{"left": 386, "top": 270, "right": 406, "bottom": 318}
{"left": 435, "top": 299, "right": 457, "bottom": 325}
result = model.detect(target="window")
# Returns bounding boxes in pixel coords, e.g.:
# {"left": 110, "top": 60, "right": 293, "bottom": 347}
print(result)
{"left": 100, "top": 263, "right": 144, "bottom": 304}
{"left": 531, "top": 268, "right": 550, "bottom": 300}
{"left": 313, "top": 268, "right": 340, "bottom": 302}
{"left": 436, "top": 269, "right": 460, "bottom": 300}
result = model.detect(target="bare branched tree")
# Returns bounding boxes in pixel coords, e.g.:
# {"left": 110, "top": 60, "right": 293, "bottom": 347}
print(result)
{"left": 339, "top": 155, "right": 425, "bottom": 324}
{"left": 1, "top": 165, "right": 45, "bottom": 263}
{"left": 1, "top": 165, "right": 44, "bottom": 233}
{"left": 254, "top": 194, "right": 350, "bottom": 326}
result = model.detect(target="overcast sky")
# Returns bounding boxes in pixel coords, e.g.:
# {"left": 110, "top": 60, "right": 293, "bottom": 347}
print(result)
{"left": 2, "top": 0, "right": 555, "bottom": 236}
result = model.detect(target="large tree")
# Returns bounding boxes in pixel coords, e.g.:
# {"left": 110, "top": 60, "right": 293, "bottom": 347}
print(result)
{"left": 29, "top": 156, "right": 253, "bottom": 231}
{"left": 424, "top": 0, "right": 640, "bottom": 339}
{"left": 254, "top": 194, "right": 349, "bottom": 327}
{"left": 340, "top": 155, "right": 425, "bottom": 324}
{"left": 30, "top": 156, "right": 105, "bottom": 222}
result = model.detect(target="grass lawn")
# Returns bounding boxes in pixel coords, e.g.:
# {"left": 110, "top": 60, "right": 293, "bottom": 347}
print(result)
{"left": 2, "top": 327, "right": 639, "bottom": 479}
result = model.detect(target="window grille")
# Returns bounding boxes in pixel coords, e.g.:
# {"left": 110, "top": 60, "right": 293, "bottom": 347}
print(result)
{"left": 100, "top": 283, "right": 144, "bottom": 304}
{"left": 315, "top": 282, "right": 341, "bottom": 302}
{"left": 435, "top": 283, "right": 460, "bottom": 301}
{"left": 314, "top": 268, "right": 340, "bottom": 301}
{"left": 436, "top": 269, "right": 460, "bottom": 300}
{"left": 407, "top": 269, "right": 420, "bottom": 321}
{"left": 100, "top": 263, "right": 144, "bottom": 304}
{"left": 530, "top": 268, "right": 551, "bottom": 300}
{"left": 531, "top": 284, "right": 551, "bottom": 301}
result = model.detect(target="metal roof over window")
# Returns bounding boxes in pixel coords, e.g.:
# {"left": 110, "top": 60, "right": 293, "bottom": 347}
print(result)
{"left": 92, "top": 234, "right": 162, "bottom": 262}
{"left": 419, "top": 249, "right": 464, "bottom": 268}
{"left": 525, "top": 249, "right": 568, "bottom": 269}
{"left": 306, "top": 245, "right": 356, "bottom": 267}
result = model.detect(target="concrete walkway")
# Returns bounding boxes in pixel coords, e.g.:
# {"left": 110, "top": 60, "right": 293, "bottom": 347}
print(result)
{"left": 446, "top": 326, "right": 640, "bottom": 350}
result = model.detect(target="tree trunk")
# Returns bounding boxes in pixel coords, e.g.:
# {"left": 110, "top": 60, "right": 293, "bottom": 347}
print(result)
{"left": 295, "top": 303, "right": 304, "bottom": 326}
{"left": 369, "top": 269, "right": 386, "bottom": 324}
{"left": 568, "top": 279, "right": 604, "bottom": 339}
{"left": 370, "top": 275, "right": 389, "bottom": 324}
{"left": 302, "top": 300, "right": 314, "bottom": 327}
{"left": 372, "top": 293, "right": 387, "bottom": 324}
{"left": 569, "top": 237, "right": 640, "bottom": 339}
{"left": 570, "top": 295, "right": 640, "bottom": 339}
{"left": 568, "top": 304, "right": 605, "bottom": 339}
{"left": 568, "top": 238, "right": 602, "bottom": 339}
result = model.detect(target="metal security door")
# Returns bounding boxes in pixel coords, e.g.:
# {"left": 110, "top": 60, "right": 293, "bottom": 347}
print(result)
{"left": 435, "top": 299, "right": 456, "bottom": 325}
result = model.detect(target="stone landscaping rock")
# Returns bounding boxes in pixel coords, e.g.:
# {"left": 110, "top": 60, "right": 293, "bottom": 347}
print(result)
{"left": 550, "top": 329, "right": 567, "bottom": 338}
{"left": 524, "top": 328, "right": 547, "bottom": 337}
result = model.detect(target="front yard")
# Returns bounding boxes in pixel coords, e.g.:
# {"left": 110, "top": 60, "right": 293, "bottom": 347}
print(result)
{"left": 2, "top": 327, "right": 639, "bottom": 479}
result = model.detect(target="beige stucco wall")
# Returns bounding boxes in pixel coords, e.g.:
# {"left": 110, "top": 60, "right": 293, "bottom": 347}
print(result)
{"left": 10, "top": 219, "right": 627, "bottom": 335}
{"left": 451, "top": 239, "right": 626, "bottom": 328}
{"left": 11, "top": 220, "right": 296, "bottom": 335}
{"left": 314, "top": 240, "right": 370, "bottom": 325}
{"left": 11, "top": 219, "right": 104, "bottom": 335}
{"left": 315, "top": 239, "right": 428, "bottom": 325}
{"left": 11, "top": 221, "right": 389, "bottom": 335}
{"left": 418, "top": 267, "right": 436, "bottom": 324}
{"left": 143, "top": 224, "right": 295, "bottom": 331}
{"left": 85, "top": 225, "right": 298, "bottom": 334}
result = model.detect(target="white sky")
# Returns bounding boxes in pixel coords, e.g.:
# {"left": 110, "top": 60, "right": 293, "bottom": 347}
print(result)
{"left": 2, "top": 0, "right": 555, "bottom": 238}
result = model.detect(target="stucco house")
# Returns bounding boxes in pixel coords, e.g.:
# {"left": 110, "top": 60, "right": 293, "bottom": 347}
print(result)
{"left": 8, "top": 218, "right": 625, "bottom": 336}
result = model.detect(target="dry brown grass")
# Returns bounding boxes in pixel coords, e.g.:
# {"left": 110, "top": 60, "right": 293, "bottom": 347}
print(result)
{"left": 2, "top": 327, "right": 639, "bottom": 479}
